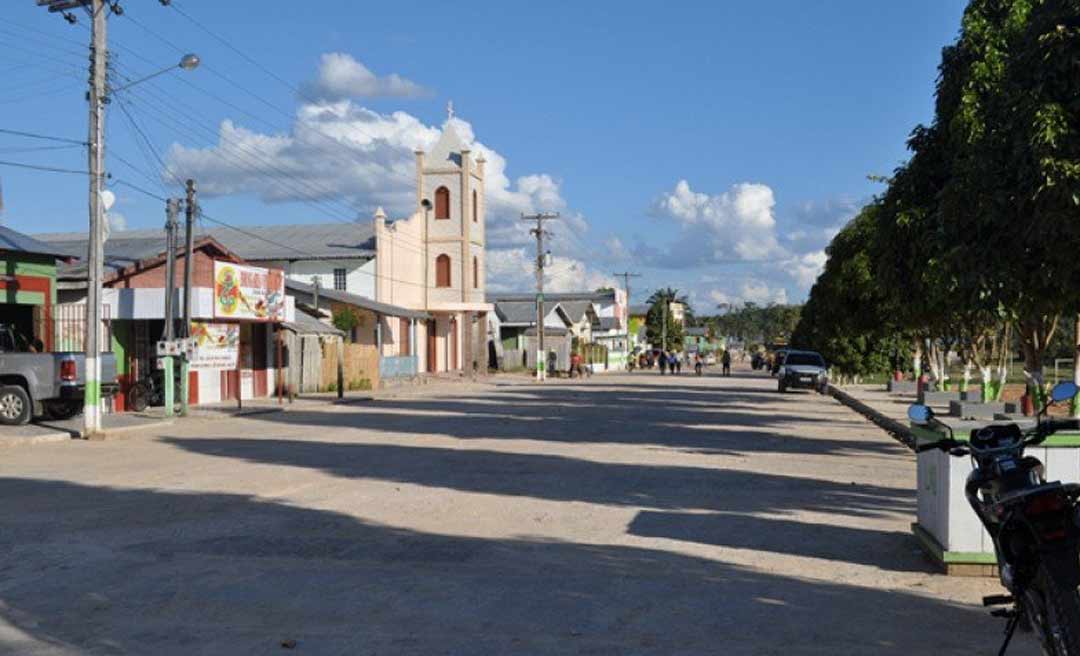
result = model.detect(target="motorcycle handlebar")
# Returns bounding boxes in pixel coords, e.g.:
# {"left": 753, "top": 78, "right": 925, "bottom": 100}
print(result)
{"left": 917, "top": 439, "right": 958, "bottom": 453}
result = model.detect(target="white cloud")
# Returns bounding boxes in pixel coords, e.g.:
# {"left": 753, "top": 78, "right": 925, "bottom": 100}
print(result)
{"left": 783, "top": 250, "right": 827, "bottom": 291}
{"left": 705, "top": 279, "right": 788, "bottom": 308}
{"left": 302, "top": 53, "right": 429, "bottom": 101}
{"left": 646, "top": 180, "right": 785, "bottom": 266}
{"left": 165, "top": 105, "right": 569, "bottom": 259}
{"left": 486, "top": 247, "right": 614, "bottom": 294}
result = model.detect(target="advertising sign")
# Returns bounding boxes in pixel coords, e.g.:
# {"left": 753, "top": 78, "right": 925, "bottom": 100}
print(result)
{"left": 213, "top": 261, "right": 285, "bottom": 321}
{"left": 188, "top": 322, "right": 239, "bottom": 370}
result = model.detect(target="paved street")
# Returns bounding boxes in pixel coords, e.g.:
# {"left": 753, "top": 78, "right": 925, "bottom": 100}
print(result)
{"left": 0, "top": 367, "right": 1036, "bottom": 655}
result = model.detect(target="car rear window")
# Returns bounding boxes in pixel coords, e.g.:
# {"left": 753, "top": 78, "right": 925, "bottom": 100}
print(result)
{"left": 786, "top": 353, "right": 824, "bottom": 367}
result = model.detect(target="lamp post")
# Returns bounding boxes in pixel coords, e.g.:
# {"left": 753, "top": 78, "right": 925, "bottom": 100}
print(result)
{"left": 109, "top": 54, "right": 200, "bottom": 94}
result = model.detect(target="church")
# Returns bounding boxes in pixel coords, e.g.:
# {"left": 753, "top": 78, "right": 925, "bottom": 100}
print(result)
{"left": 372, "top": 112, "right": 493, "bottom": 373}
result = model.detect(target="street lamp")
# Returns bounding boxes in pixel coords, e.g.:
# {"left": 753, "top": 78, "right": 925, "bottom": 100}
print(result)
{"left": 109, "top": 53, "right": 200, "bottom": 94}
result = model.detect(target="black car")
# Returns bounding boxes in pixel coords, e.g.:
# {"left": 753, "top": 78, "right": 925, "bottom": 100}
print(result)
{"left": 777, "top": 350, "right": 827, "bottom": 393}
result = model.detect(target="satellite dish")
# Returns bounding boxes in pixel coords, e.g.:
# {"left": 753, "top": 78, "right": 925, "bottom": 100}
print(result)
{"left": 100, "top": 189, "right": 116, "bottom": 211}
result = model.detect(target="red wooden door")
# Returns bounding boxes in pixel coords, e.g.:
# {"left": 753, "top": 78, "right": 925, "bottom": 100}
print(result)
{"left": 427, "top": 320, "right": 437, "bottom": 373}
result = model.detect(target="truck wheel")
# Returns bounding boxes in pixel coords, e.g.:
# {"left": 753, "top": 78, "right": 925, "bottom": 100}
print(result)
{"left": 0, "top": 385, "right": 31, "bottom": 425}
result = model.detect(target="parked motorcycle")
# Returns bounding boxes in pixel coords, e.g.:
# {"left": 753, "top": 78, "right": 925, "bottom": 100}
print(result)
{"left": 128, "top": 367, "right": 182, "bottom": 412}
{"left": 910, "top": 381, "right": 1080, "bottom": 655}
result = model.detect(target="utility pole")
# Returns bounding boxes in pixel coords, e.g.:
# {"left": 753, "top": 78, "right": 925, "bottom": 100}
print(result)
{"left": 38, "top": 0, "right": 110, "bottom": 436}
{"left": 521, "top": 212, "right": 559, "bottom": 381}
{"left": 178, "top": 179, "right": 197, "bottom": 416}
{"left": 181, "top": 179, "right": 196, "bottom": 337}
{"left": 612, "top": 271, "right": 640, "bottom": 362}
{"left": 40, "top": 0, "right": 172, "bottom": 435}
{"left": 163, "top": 199, "right": 179, "bottom": 341}
{"left": 161, "top": 198, "right": 179, "bottom": 417}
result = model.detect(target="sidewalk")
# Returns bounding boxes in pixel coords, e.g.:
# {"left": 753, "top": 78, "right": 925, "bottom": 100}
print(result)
{"left": 0, "top": 412, "right": 176, "bottom": 446}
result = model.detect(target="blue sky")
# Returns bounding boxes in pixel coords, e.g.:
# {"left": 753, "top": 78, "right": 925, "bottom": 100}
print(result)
{"left": 0, "top": 0, "right": 966, "bottom": 308}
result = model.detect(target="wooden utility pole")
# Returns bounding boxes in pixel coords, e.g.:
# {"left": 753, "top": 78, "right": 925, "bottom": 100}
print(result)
{"left": 522, "top": 212, "right": 559, "bottom": 381}
{"left": 40, "top": 0, "right": 173, "bottom": 433}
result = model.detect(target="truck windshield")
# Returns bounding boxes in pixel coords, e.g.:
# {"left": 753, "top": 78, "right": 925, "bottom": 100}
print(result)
{"left": 786, "top": 353, "right": 824, "bottom": 367}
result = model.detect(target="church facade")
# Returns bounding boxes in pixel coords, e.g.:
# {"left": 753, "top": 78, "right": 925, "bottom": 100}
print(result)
{"left": 373, "top": 117, "right": 493, "bottom": 374}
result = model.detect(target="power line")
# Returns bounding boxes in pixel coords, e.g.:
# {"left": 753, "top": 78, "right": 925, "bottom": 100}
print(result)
{"left": 0, "top": 159, "right": 91, "bottom": 176}
{"left": 0, "top": 128, "right": 86, "bottom": 146}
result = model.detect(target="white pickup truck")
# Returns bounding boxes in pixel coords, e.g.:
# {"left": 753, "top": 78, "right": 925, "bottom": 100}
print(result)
{"left": 0, "top": 324, "right": 118, "bottom": 425}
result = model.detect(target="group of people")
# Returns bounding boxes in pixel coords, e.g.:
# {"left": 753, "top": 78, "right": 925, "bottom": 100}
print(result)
{"left": 635, "top": 348, "right": 733, "bottom": 376}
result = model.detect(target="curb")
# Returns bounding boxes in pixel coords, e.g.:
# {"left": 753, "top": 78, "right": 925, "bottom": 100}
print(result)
{"left": 81, "top": 419, "right": 176, "bottom": 441}
{"left": 827, "top": 384, "right": 916, "bottom": 450}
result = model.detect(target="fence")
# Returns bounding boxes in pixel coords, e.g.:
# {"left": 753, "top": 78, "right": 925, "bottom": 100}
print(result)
{"left": 41, "top": 304, "right": 112, "bottom": 352}
{"left": 321, "top": 341, "right": 379, "bottom": 391}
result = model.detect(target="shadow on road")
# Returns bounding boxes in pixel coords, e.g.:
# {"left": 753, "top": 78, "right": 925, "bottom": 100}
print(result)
{"left": 628, "top": 510, "right": 927, "bottom": 573}
{"left": 0, "top": 477, "right": 1007, "bottom": 655}
{"left": 240, "top": 384, "right": 900, "bottom": 459}
{"left": 163, "top": 437, "right": 913, "bottom": 520}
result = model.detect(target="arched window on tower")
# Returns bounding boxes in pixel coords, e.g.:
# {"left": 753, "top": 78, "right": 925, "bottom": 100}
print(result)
{"left": 472, "top": 190, "right": 478, "bottom": 223}
{"left": 436, "top": 254, "right": 451, "bottom": 287}
{"left": 435, "top": 186, "right": 450, "bottom": 220}
{"left": 473, "top": 256, "right": 479, "bottom": 288}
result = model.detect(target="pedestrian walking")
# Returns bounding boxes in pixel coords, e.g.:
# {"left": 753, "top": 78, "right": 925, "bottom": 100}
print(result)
{"left": 659, "top": 351, "right": 667, "bottom": 375}
{"left": 722, "top": 349, "right": 732, "bottom": 377}
{"left": 669, "top": 351, "right": 680, "bottom": 374}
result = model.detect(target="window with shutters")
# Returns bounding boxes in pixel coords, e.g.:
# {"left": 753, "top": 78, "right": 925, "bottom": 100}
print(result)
{"left": 333, "top": 268, "right": 347, "bottom": 291}
{"left": 472, "top": 190, "right": 478, "bottom": 223}
{"left": 435, "top": 254, "right": 451, "bottom": 287}
{"left": 435, "top": 186, "right": 450, "bottom": 220}
{"left": 473, "top": 256, "right": 479, "bottom": 288}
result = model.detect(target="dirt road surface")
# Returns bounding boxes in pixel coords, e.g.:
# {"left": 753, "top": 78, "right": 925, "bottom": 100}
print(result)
{"left": 0, "top": 367, "right": 1037, "bottom": 655}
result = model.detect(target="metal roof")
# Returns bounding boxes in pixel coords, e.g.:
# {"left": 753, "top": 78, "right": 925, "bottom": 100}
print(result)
{"left": 36, "top": 222, "right": 376, "bottom": 262}
{"left": 285, "top": 279, "right": 429, "bottom": 320}
{"left": 49, "top": 235, "right": 236, "bottom": 281}
{"left": 629, "top": 304, "right": 651, "bottom": 317}
{"left": 488, "top": 290, "right": 617, "bottom": 305}
{"left": 558, "top": 300, "right": 595, "bottom": 323}
{"left": 0, "top": 225, "right": 70, "bottom": 258}
{"left": 686, "top": 326, "right": 708, "bottom": 337}
{"left": 597, "top": 317, "right": 619, "bottom": 332}
{"left": 495, "top": 300, "right": 543, "bottom": 325}
{"left": 282, "top": 309, "right": 345, "bottom": 336}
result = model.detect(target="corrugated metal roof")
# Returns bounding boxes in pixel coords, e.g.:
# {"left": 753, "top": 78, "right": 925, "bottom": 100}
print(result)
{"left": 559, "top": 300, "right": 594, "bottom": 323}
{"left": 285, "top": 279, "right": 429, "bottom": 320}
{"left": 0, "top": 225, "right": 69, "bottom": 258}
{"left": 488, "top": 290, "right": 616, "bottom": 305}
{"left": 36, "top": 222, "right": 375, "bottom": 262}
{"left": 495, "top": 300, "right": 541, "bottom": 325}
{"left": 282, "top": 310, "right": 345, "bottom": 336}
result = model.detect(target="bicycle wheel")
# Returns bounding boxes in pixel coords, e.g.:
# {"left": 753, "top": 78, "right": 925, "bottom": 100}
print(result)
{"left": 128, "top": 381, "right": 150, "bottom": 412}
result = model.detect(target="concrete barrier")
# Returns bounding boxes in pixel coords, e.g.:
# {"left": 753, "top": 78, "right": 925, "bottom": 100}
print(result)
{"left": 918, "top": 390, "right": 960, "bottom": 406}
{"left": 949, "top": 401, "right": 1006, "bottom": 419}
{"left": 887, "top": 380, "right": 917, "bottom": 394}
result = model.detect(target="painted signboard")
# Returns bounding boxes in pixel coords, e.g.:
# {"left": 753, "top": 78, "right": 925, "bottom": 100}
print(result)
{"left": 213, "top": 261, "right": 285, "bottom": 321}
{"left": 189, "top": 321, "right": 239, "bottom": 370}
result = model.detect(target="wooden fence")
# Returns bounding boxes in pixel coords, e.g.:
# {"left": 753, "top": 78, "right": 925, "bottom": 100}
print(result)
{"left": 321, "top": 341, "right": 379, "bottom": 391}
